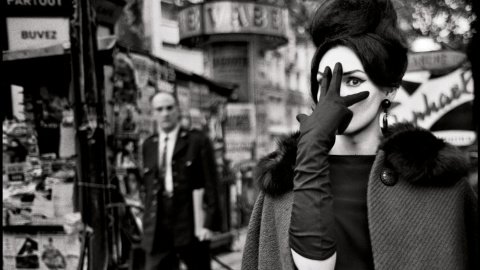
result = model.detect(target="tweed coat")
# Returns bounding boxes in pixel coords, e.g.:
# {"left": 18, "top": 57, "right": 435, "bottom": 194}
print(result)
{"left": 241, "top": 123, "right": 478, "bottom": 270}
{"left": 141, "top": 127, "right": 219, "bottom": 253}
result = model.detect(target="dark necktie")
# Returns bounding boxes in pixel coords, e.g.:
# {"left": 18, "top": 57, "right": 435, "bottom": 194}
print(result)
{"left": 160, "top": 136, "right": 168, "bottom": 180}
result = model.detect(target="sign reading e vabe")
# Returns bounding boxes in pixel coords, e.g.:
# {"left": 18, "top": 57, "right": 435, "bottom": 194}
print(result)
{"left": 178, "top": 1, "right": 288, "bottom": 41}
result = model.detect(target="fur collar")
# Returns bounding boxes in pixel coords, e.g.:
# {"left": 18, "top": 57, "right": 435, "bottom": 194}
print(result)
{"left": 254, "top": 123, "right": 470, "bottom": 196}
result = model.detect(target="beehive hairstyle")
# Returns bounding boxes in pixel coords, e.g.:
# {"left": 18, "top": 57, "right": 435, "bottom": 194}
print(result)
{"left": 309, "top": 0, "right": 408, "bottom": 103}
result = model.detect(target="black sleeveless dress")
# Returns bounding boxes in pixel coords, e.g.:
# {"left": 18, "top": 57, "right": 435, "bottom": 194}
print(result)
{"left": 329, "top": 155, "right": 375, "bottom": 270}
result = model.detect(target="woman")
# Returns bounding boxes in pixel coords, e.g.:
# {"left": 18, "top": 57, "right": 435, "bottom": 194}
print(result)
{"left": 241, "top": 0, "right": 478, "bottom": 269}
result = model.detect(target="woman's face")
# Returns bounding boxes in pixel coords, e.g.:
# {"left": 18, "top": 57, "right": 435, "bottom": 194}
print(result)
{"left": 317, "top": 46, "right": 394, "bottom": 134}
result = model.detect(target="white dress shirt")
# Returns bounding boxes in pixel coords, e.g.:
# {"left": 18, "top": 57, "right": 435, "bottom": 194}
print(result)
{"left": 159, "top": 125, "right": 180, "bottom": 193}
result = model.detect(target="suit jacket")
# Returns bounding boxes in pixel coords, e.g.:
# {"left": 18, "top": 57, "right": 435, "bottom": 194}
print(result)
{"left": 242, "top": 123, "right": 478, "bottom": 270}
{"left": 141, "top": 127, "right": 219, "bottom": 253}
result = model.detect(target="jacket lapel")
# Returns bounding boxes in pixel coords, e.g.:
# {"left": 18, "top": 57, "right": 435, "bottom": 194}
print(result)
{"left": 173, "top": 128, "right": 189, "bottom": 158}
{"left": 151, "top": 134, "right": 159, "bottom": 169}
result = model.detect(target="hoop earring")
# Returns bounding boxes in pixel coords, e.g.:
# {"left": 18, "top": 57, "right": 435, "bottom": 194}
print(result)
{"left": 380, "top": 99, "right": 391, "bottom": 135}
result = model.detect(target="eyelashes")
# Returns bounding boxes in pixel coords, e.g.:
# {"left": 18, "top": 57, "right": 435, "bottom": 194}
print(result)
{"left": 345, "top": 77, "right": 366, "bottom": 87}
{"left": 317, "top": 76, "right": 366, "bottom": 87}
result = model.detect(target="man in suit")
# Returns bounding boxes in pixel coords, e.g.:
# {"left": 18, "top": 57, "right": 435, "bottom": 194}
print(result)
{"left": 142, "top": 92, "right": 219, "bottom": 270}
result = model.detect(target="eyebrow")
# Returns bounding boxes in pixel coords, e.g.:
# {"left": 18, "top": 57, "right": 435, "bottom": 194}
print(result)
{"left": 154, "top": 105, "right": 174, "bottom": 109}
{"left": 318, "top": 69, "right": 366, "bottom": 76}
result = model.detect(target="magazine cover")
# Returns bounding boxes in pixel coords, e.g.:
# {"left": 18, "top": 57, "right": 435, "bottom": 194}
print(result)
{"left": 3, "top": 232, "right": 81, "bottom": 270}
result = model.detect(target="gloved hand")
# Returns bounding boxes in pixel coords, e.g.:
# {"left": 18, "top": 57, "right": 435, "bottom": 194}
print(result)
{"left": 289, "top": 62, "right": 369, "bottom": 261}
{"left": 297, "top": 62, "right": 370, "bottom": 146}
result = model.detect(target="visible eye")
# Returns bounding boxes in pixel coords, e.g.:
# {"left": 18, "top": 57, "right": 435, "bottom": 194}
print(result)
{"left": 345, "top": 77, "right": 365, "bottom": 87}
{"left": 155, "top": 105, "right": 175, "bottom": 112}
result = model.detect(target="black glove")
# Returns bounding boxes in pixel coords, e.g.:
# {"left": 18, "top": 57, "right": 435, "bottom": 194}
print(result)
{"left": 289, "top": 62, "right": 369, "bottom": 260}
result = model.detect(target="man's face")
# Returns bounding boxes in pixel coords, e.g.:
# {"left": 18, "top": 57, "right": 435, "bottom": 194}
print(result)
{"left": 152, "top": 93, "right": 180, "bottom": 133}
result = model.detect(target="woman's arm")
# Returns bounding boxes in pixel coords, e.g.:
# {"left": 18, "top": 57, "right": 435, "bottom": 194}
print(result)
{"left": 292, "top": 249, "right": 336, "bottom": 270}
{"left": 290, "top": 63, "right": 369, "bottom": 261}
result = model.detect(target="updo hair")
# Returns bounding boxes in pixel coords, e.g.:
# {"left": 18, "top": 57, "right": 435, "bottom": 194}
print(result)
{"left": 309, "top": 0, "right": 408, "bottom": 103}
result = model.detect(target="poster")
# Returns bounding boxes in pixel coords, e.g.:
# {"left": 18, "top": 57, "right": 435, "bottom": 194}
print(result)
{"left": 3, "top": 232, "right": 81, "bottom": 270}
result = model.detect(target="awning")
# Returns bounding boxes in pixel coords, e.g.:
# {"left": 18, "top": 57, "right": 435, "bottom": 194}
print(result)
{"left": 3, "top": 36, "right": 237, "bottom": 98}
{"left": 3, "top": 36, "right": 117, "bottom": 62}
{"left": 173, "top": 64, "right": 237, "bottom": 98}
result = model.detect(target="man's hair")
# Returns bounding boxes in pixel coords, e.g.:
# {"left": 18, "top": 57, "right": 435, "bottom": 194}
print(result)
{"left": 150, "top": 91, "right": 180, "bottom": 106}
{"left": 309, "top": 0, "right": 408, "bottom": 103}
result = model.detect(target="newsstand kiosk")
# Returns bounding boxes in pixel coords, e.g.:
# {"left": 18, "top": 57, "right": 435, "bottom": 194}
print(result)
{"left": 3, "top": 2, "right": 238, "bottom": 269}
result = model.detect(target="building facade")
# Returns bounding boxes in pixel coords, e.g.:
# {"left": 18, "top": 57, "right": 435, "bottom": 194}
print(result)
{"left": 146, "top": 0, "right": 314, "bottom": 164}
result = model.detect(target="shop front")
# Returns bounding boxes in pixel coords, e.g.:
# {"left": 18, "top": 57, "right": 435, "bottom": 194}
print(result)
{"left": 3, "top": 2, "right": 237, "bottom": 268}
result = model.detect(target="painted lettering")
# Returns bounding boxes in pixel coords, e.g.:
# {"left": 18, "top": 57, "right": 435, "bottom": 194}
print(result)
{"left": 207, "top": 6, "right": 222, "bottom": 28}
{"left": 187, "top": 9, "right": 199, "bottom": 31}
{"left": 213, "top": 57, "right": 248, "bottom": 67}
{"left": 271, "top": 8, "right": 281, "bottom": 29}
{"left": 7, "top": 0, "right": 61, "bottom": 6}
{"left": 20, "top": 30, "right": 58, "bottom": 40}
{"left": 232, "top": 6, "right": 249, "bottom": 28}
{"left": 253, "top": 6, "right": 267, "bottom": 27}
{"left": 411, "top": 84, "right": 472, "bottom": 125}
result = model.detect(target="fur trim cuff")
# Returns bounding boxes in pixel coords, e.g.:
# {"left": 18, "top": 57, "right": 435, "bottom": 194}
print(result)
{"left": 254, "top": 132, "right": 299, "bottom": 196}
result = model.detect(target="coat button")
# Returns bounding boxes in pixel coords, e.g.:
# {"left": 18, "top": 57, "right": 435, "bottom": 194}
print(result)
{"left": 380, "top": 168, "right": 397, "bottom": 186}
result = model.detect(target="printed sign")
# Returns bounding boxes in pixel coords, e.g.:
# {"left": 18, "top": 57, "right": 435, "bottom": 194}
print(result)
{"left": 178, "top": 5, "right": 203, "bottom": 39}
{"left": 178, "top": 1, "right": 288, "bottom": 45}
{"left": 6, "top": 17, "right": 69, "bottom": 50}
{"left": 3, "top": 232, "right": 81, "bottom": 270}
{"left": 6, "top": 162, "right": 26, "bottom": 182}
{"left": 225, "top": 103, "right": 256, "bottom": 162}
{"left": 211, "top": 43, "right": 249, "bottom": 102}
{"left": 391, "top": 67, "right": 475, "bottom": 146}
{"left": 407, "top": 50, "right": 467, "bottom": 72}
{"left": 95, "top": 0, "right": 126, "bottom": 26}
{"left": 202, "top": 1, "right": 287, "bottom": 35}
{"left": 5, "top": 0, "right": 72, "bottom": 17}
{"left": 225, "top": 103, "right": 255, "bottom": 134}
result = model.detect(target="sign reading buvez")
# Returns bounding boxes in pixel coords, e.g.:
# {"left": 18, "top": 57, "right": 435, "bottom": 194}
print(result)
{"left": 5, "top": 0, "right": 72, "bottom": 17}
{"left": 21, "top": 30, "right": 58, "bottom": 40}
{"left": 7, "top": 17, "right": 70, "bottom": 50}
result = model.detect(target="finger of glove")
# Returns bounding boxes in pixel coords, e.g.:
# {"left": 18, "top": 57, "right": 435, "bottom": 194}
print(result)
{"left": 328, "top": 62, "right": 343, "bottom": 98}
{"left": 296, "top": 114, "right": 308, "bottom": 123}
{"left": 337, "top": 110, "right": 353, "bottom": 134}
{"left": 319, "top": 66, "right": 332, "bottom": 99}
{"left": 310, "top": 46, "right": 323, "bottom": 103}
{"left": 342, "top": 91, "right": 370, "bottom": 107}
